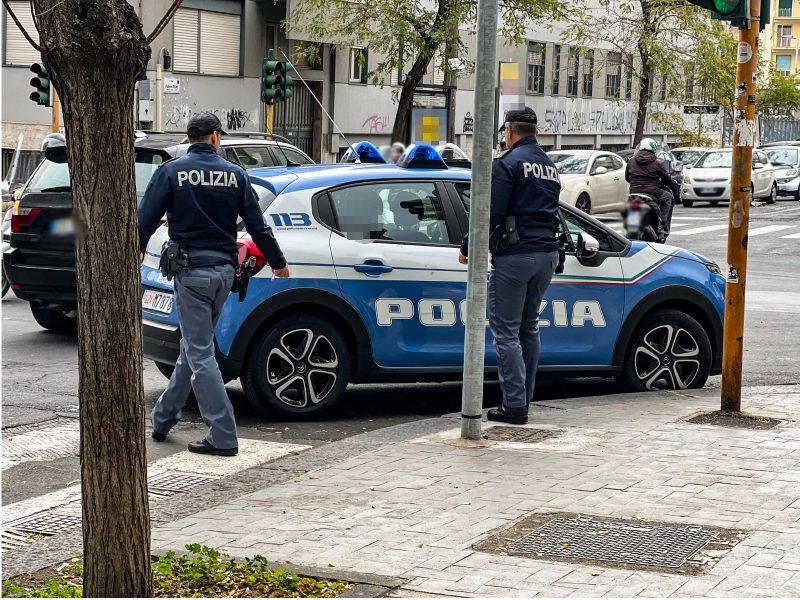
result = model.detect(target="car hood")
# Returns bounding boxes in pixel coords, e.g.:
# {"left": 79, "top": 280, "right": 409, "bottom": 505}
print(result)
{"left": 648, "top": 242, "right": 714, "bottom": 266}
{"left": 686, "top": 167, "right": 729, "bottom": 182}
{"left": 773, "top": 166, "right": 799, "bottom": 177}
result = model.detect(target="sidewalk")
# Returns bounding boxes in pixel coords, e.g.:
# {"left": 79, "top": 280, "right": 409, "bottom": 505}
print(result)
{"left": 152, "top": 385, "right": 800, "bottom": 597}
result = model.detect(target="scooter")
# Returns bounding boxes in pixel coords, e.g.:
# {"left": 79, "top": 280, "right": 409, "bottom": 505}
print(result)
{"left": 624, "top": 192, "right": 662, "bottom": 243}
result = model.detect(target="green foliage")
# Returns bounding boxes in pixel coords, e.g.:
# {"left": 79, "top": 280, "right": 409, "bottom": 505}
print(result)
{"left": 3, "top": 546, "right": 347, "bottom": 599}
{"left": 689, "top": 21, "right": 737, "bottom": 120}
{"left": 758, "top": 66, "right": 800, "bottom": 117}
{"left": 651, "top": 111, "right": 716, "bottom": 146}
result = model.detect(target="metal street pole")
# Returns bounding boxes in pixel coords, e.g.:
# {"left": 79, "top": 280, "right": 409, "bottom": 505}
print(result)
{"left": 460, "top": 0, "right": 498, "bottom": 439}
{"left": 721, "top": 0, "right": 760, "bottom": 412}
{"left": 155, "top": 62, "right": 163, "bottom": 131}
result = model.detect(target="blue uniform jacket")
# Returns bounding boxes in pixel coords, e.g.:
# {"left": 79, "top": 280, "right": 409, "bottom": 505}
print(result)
{"left": 461, "top": 136, "right": 561, "bottom": 257}
{"left": 138, "top": 143, "right": 287, "bottom": 269}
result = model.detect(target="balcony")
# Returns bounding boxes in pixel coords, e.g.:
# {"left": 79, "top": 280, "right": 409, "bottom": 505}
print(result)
{"left": 777, "top": 36, "right": 794, "bottom": 47}
{"left": 779, "top": 7, "right": 793, "bottom": 16}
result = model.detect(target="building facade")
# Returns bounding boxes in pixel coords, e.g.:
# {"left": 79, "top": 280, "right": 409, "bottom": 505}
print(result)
{"left": 2, "top": 0, "right": 722, "bottom": 170}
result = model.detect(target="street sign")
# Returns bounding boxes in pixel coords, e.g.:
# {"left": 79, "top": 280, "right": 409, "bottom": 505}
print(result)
{"left": 163, "top": 78, "right": 181, "bottom": 94}
{"left": 683, "top": 105, "right": 721, "bottom": 114}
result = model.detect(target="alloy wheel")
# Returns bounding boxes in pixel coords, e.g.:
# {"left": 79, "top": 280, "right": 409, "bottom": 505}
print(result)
{"left": 576, "top": 195, "right": 591, "bottom": 213}
{"left": 633, "top": 324, "right": 701, "bottom": 390}
{"left": 266, "top": 328, "right": 339, "bottom": 408}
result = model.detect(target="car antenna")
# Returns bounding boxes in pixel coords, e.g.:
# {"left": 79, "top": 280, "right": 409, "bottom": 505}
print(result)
{"left": 278, "top": 49, "right": 361, "bottom": 164}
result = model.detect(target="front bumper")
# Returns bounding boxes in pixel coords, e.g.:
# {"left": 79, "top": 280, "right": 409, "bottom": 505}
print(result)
{"left": 777, "top": 176, "right": 800, "bottom": 195}
{"left": 681, "top": 181, "right": 730, "bottom": 201}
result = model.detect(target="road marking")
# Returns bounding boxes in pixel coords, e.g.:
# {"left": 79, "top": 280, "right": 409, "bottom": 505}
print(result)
{"left": 720, "top": 225, "right": 797, "bottom": 237}
{"left": 670, "top": 216, "right": 715, "bottom": 221}
{"left": 780, "top": 232, "right": 800, "bottom": 239}
{"left": 669, "top": 224, "right": 729, "bottom": 236}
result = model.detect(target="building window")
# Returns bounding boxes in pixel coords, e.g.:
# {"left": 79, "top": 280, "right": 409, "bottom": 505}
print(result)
{"left": 605, "top": 52, "right": 622, "bottom": 99}
{"left": 526, "top": 42, "right": 546, "bottom": 94}
{"left": 778, "top": 25, "right": 793, "bottom": 48}
{"left": 552, "top": 44, "right": 561, "bottom": 95}
{"left": 776, "top": 54, "right": 792, "bottom": 75}
{"left": 350, "top": 47, "right": 368, "bottom": 83}
{"left": 684, "top": 69, "right": 694, "bottom": 100}
{"left": 624, "top": 54, "right": 634, "bottom": 100}
{"left": 390, "top": 41, "right": 405, "bottom": 86}
{"left": 659, "top": 73, "right": 668, "bottom": 101}
{"left": 779, "top": 0, "right": 792, "bottom": 17}
{"left": 3, "top": 1, "right": 40, "bottom": 65}
{"left": 582, "top": 49, "right": 594, "bottom": 97}
{"left": 567, "top": 47, "right": 580, "bottom": 96}
{"left": 173, "top": 7, "right": 241, "bottom": 76}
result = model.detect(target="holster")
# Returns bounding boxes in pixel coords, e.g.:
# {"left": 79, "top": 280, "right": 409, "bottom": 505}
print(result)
{"left": 488, "top": 216, "right": 520, "bottom": 254}
{"left": 159, "top": 241, "right": 189, "bottom": 281}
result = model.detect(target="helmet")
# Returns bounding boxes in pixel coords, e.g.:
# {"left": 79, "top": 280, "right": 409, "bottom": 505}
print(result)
{"left": 638, "top": 138, "right": 657, "bottom": 153}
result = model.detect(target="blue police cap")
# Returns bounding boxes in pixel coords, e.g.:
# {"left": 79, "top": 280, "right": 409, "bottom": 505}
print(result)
{"left": 187, "top": 111, "right": 228, "bottom": 138}
{"left": 504, "top": 107, "right": 538, "bottom": 126}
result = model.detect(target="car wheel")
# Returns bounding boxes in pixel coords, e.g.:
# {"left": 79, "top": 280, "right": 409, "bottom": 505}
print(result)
{"left": 682, "top": 199, "right": 694, "bottom": 208}
{"left": 154, "top": 361, "right": 174, "bottom": 379}
{"left": 1, "top": 267, "right": 9, "bottom": 298}
{"left": 242, "top": 315, "right": 351, "bottom": 419}
{"left": 766, "top": 183, "right": 777, "bottom": 204}
{"left": 621, "top": 309, "right": 712, "bottom": 392}
{"left": 575, "top": 194, "right": 591, "bottom": 214}
{"left": 30, "top": 306, "right": 77, "bottom": 334}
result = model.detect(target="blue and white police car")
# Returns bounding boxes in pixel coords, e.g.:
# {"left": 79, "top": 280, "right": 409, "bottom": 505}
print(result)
{"left": 141, "top": 143, "right": 725, "bottom": 419}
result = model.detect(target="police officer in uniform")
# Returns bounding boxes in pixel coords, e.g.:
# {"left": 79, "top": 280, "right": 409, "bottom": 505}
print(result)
{"left": 139, "top": 112, "right": 289, "bottom": 456}
{"left": 458, "top": 107, "right": 561, "bottom": 425}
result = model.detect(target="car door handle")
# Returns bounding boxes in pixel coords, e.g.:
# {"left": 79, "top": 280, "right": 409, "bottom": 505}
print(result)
{"left": 354, "top": 260, "right": 393, "bottom": 276}
{"left": 613, "top": 177, "right": 620, "bottom": 181}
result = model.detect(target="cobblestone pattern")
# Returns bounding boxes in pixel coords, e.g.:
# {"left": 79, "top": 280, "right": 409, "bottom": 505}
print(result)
{"left": 152, "top": 387, "right": 800, "bottom": 597}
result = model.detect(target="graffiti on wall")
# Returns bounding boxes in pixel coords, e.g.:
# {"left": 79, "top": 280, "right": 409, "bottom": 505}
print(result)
{"left": 163, "top": 104, "right": 255, "bottom": 131}
{"left": 361, "top": 114, "right": 390, "bottom": 134}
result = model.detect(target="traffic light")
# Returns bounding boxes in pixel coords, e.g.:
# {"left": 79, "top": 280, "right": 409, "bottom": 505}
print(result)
{"left": 281, "top": 66, "right": 294, "bottom": 101}
{"left": 686, "top": 0, "right": 769, "bottom": 29}
{"left": 261, "top": 49, "right": 284, "bottom": 104}
{"left": 29, "top": 63, "right": 51, "bottom": 107}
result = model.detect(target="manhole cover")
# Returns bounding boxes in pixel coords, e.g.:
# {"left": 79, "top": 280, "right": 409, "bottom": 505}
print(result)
{"left": 148, "top": 471, "right": 218, "bottom": 494}
{"left": 5, "top": 511, "right": 82, "bottom": 536}
{"left": 483, "top": 426, "right": 562, "bottom": 443}
{"left": 685, "top": 411, "right": 781, "bottom": 430}
{"left": 508, "top": 516, "right": 713, "bottom": 568}
{"left": 2, "top": 418, "right": 80, "bottom": 470}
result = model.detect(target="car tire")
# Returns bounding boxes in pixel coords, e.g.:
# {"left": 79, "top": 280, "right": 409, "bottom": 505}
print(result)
{"left": 241, "top": 315, "right": 351, "bottom": 419}
{"left": 154, "top": 361, "right": 174, "bottom": 379}
{"left": 766, "top": 183, "right": 777, "bottom": 204}
{"left": 575, "top": 194, "right": 591, "bottom": 214}
{"left": 1, "top": 267, "right": 9, "bottom": 298}
{"left": 621, "top": 309, "right": 712, "bottom": 392}
{"left": 30, "top": 306, "right": 77, "bottom": 334}
{"left": 682, "top": 199, "right": 694, "bottom": 208}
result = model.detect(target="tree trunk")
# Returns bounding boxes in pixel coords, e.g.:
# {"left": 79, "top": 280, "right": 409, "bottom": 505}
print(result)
{"left": 391, "top": 52, "right": 434, "bottom": 143}
{"left": 633, "top": 52, "right": 652, "bottom": 147}
{"left": 32, "top": 1, "right": 152, "bottom": 596}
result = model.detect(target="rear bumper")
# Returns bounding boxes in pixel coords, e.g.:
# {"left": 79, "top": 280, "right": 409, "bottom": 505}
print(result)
{"left": 143, "top": 318, "right": 242, "bottom": 382}
{"left": 3, "top": 247, "right": 77, "bottom": 310}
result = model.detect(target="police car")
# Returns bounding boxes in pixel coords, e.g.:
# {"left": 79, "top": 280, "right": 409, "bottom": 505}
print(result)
{"left": 141, "top": 143, "right": 725, "bottom": 419}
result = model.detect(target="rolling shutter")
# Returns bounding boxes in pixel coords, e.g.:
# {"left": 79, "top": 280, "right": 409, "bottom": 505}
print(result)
{"left": 173, "top": 8, "right": 199, "bottom": 72}
{"left": 5, "top": 1, "right": 40, "bottom": 66}
{"left": 199, "top": 12, "right": 240, "bottom": 76}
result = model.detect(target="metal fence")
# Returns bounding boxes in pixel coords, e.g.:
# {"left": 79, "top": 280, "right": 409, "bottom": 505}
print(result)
{"left": 721, "top": 117, "right": 800, "bottom": 146}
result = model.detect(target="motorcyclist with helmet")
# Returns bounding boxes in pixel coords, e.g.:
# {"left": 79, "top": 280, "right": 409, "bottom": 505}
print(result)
{"left": 625, "top": 138, "right": 675, "bottom": 242}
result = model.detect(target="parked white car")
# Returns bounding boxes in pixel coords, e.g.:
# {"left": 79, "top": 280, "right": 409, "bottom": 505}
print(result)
{"left": 547, "top": 150, "right": 628, "bottom": 214}
{"left": 672, "top": 147, "right": 708, "bottom": 167}
{"left": 681, "top": 149, "right": 776, "bottom": 207}
{"left": 763, "top": 146, "right": 800, "bottom": 201}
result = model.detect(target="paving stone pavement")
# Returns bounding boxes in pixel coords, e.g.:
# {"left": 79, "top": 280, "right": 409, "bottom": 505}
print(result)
{"left": 152, "top": 386, "right": 800, "bottom": 597}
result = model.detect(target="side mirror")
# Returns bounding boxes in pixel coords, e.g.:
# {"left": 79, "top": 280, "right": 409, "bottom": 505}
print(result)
{"left": 592, "top": 166, "right": 608, "bottom": 175}
{"left": 576, "top": 232, "right": 600, "bottom": 266}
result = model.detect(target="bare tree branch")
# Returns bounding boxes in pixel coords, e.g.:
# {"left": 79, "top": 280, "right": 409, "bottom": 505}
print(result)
{"left": 2, "top": 0, "right": 42, "bottom": 52}
{"left": 146, "top": 0, "right": 182, "bottom": 44}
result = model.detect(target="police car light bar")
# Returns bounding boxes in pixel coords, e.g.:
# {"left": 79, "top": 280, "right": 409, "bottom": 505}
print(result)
{"left": 341, "top": 141, "right": 386, "bottom": 164}
{"left": 397, "top": 144, "right": 448, "bottom": 169}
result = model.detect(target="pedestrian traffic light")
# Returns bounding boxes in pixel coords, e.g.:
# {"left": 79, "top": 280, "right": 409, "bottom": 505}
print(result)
{"left": 686, "top": 0, "right": 769, "bottom": 29}
{"left": 29, "top": 63, "right": 51, "bottom": 107}
{"left": 261, "top": 50, "right": 284, "bottom": 104}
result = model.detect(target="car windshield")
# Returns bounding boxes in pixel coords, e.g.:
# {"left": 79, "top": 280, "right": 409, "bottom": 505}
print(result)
{"left": 695, "top": 151, "right": 732, "bottom": 168}
{"left": 766, "top": 148, "right": 799, "bottom": 167}
{"left": 26, "top": 150, "right": 165, "bottom": 195}
{"left": 673, "top": 150, "right": 705, "bottom": 165}
{"left": 549, "top": 154, "right": 589, "bottom": 174}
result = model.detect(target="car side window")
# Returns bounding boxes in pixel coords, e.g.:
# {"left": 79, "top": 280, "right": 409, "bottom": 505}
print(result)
{"left": 328, "top": 182, "right": 451, "bottom": 245}
{"left": 591, "top": 155, "right": 614, "bottom": 174}
{"left": 560, "top": 208, "right": 616, "bottom": 253}
{"left": 224, "top": 148, "right": 241, "bottom": 165}
{"left": 610, "top": 155, "right": 625, "bottom": 171}
{"left": 271, "top": 147, "right": 312, "bottom": 166}
{"left": 234, "top": 146, "right": 274, "bottom": 168}
{"left": 453, "top": 182, "right": 471, "bottom": 209}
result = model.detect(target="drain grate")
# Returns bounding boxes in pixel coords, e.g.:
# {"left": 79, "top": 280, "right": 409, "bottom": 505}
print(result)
{"left": 2, "top": 418, "right": 80, "bottom": 470}
{"left": 5, "top": 511, "right": 82, "bottom": 536}
{"left": 483, "top": 426, "right": 563, "bottom": 444}
{"left": 508, "top": 516, "right": 714, "bottom": 568}
{"left": 2, "top": 530, "right": 36, "bottom": 551}
{"left": 148, "top": 471, "right": 219, "bottom": 495}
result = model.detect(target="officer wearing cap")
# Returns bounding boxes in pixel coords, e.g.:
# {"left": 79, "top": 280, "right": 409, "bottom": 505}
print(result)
{"left": 139, "top": 112, "right": 290, "bottom": 456}
{"left": 458, "top": 107, "right": 561, "bottom": 425}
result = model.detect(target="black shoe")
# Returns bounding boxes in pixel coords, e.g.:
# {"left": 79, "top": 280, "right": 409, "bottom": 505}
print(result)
{"left": 151, "top": 431, "right": 167, "bottom": 442}
{"left": 188, "top": 438, "right": 238, "bottom": 456}
{"left": 487, "top": 405, "right": 528, "bottom": 425}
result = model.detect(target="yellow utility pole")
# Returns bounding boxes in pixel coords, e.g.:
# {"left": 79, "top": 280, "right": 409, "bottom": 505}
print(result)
{"left": 52, "top": 89, "right": 60, "bottom": 133}
{"left": 265, "top": 103, "right": 274, "bottom": 136}
{"left": 721, "top": 0, "right": 760, "bottom": 412}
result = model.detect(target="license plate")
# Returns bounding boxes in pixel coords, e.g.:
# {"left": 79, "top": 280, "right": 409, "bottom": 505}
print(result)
{"left": 626, "top": 211, "right": 641, "bottom": 228}
{"left": 142, "top": 290, "right": 174, "bottom": 314}
{"left": 50, "top": 218, "right": 74, "bottom": 236}
{"left": 699, "top": 187, "right": 717, "bottom": 194}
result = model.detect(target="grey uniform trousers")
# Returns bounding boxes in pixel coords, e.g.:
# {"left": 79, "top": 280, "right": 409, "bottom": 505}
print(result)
{"left": 489, "top": 251, "right": 559, "bottom": 409}
{"left": 151, "top": 264, "right": 238, "bottom": 449}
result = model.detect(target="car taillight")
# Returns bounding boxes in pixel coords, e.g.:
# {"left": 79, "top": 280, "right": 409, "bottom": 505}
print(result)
{"left": 11, "top": 207, "right": 41, "bottom": 232}
{"left": 629, "top": 200, "right": 641, "bottom": 211}
{"left": 236, "top": 239, "right": 266, "bottom": 274}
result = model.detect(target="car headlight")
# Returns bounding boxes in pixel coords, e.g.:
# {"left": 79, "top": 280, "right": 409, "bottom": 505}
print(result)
{"left": 785, "top": 169, "right": 798, "bottom": 178}
{"left": 705, "top": 262, "right": 721, "bottom": 275}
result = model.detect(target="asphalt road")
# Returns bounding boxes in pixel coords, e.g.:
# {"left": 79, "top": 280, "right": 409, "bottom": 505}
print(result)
{"left": 3, "top": 199, "right": 800, "bottom": 507}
